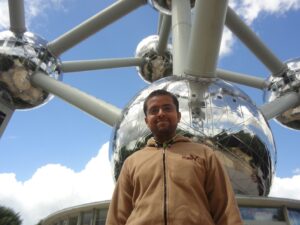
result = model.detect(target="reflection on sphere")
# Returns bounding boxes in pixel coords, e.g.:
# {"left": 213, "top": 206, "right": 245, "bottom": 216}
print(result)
{"left": 148, "top": 0, "right": 196, "bottom": 15}
{"left": 135, "top": 35, "right": 172, "bottom": 83}
{"left": 110, "top": 75, "right": 276, "bottom": 196}
{"left": 264, "top": 58, "right": 300, "bottom": 130}
{"left": 0, "top": 31, "right": 61, "bottom": 109}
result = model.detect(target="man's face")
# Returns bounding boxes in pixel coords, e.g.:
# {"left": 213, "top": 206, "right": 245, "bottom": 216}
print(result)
{"left": 145, "top": 95, "right": 181, "bottom": 140}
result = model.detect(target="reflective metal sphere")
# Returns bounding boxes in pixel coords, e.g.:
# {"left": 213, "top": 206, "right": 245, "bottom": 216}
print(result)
{"left": 135, "top": 35, "right": 172, "bottom": 83}
{"left": 148, "top": 0, "right": 195, "bottom": 15}
{"left": 0, "top": 31, "right": 61, "bottom": 109}
{"left": 110, "top": 75, "right": 276, "bottom": 196}
{"left": 264, "top": 58, "right": 300, "bottom": 130}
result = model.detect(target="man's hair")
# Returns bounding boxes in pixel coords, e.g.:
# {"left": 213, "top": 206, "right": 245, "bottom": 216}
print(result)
{"left": 143, "top": 89, "right": 179, "bottom": 115}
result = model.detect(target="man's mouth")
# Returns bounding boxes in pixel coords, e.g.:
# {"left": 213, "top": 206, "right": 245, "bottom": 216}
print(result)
{"left": 157, "top": 120, "right": 169, "bottom": 126}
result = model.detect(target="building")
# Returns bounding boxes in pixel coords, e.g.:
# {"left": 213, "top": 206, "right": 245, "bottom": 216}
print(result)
{"left": 42, "top": 196, "right": 300, "bottom": 225}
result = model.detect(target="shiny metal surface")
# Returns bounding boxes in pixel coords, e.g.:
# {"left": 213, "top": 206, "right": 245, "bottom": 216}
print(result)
{"left": 148, "top": 0, "right": 195, "bottom": 15}
{"left": 264, "top": 58, "right": 300, "bottom": 130}
{"left": 0, "top": 30, "right": 61, "bottom": 109}
{"left": 135, "top": 35, "right": 172, "bottom": 83}
{"left": 110, "top": 75, "right": 276, "bottom": 196}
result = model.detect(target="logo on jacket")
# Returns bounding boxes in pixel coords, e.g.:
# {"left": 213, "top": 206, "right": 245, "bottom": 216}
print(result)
{"left": 182, "top": 154, "right": 200, "bottom": 162}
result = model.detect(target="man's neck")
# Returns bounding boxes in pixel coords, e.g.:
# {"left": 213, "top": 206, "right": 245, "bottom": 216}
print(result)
{"left": 154, "top": 134, "right": 177, "bottom": 145}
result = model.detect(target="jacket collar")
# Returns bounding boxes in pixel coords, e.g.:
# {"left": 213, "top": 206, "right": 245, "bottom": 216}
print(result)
{"left": 147, "top": 134, "right": 191, "bottom": 148}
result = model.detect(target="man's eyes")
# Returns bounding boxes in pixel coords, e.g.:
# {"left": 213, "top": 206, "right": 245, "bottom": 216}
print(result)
{"left": 148, "top": 105, "right": 174, "bottom": 114}
{"left": 163, "top": 105, "right": 173, "bottom": 112}
{"left": 148, "top": 108, "right": 159, "bottom": 114}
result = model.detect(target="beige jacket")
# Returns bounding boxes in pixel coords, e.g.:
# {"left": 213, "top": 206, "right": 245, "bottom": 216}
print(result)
{"left": 106, "top": 135, "right": 243, "bottom": 225}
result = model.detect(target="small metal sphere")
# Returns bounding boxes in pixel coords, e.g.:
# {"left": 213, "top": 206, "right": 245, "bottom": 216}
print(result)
{"left": 148, "top": 0, "right": 195, "bottom": 15}
{"left": 0, "top": 30, "right": 61, "bottom": 110}
{"left": 135, "top": 35, "right": 173, "bottom": 83}
{"left": 264, "top": 58, "right": 300, "bottom": 130}
{"left": 110, "top": 75, "right": 276, "bottom": 196}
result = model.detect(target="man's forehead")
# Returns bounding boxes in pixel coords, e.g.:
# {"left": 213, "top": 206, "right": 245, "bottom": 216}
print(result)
{"left": 147, "top": 95, "right": 173, "bottom": 104}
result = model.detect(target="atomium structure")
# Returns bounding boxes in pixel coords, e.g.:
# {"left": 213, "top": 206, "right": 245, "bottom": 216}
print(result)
{"left": 0, "top": 30, "right": 61, "bottom": 109}
{"left": 135, "top": 35, "right": 173, "bottom": 83}
{"left": 1, "top": 0, "right": 300, "bottom": 198}
{"left": 111, "top": 76, "right": 276, "bottom": 196}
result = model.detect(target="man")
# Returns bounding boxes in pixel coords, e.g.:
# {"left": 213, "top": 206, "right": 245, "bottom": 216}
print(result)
{"left": 106, "top": 89, "right": 243, "bottom": 225}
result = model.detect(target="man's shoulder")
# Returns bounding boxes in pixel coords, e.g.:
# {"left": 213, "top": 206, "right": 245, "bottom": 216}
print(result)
{"left": 179, "top": 139, "right": 213, "bottom": 149}
{"left": 176, "top": 139, "right": 217, "bottom": 156}
{"left": 125, "top": 146, "right": 153, "bottom": 160}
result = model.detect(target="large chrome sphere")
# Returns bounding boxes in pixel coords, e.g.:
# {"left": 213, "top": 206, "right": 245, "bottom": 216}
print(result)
{"left": 135, "top": 35, "right": 172, "bottom": 83}
{"left": 110, "top": 75, "right": 276, "bottom": 196}
{"left": 148, "top": 0, "right": 195, "bottom": 15}
{"left": 0, "top": 31, "right": 61, "bottom": 109}
{"left": 264, "top": 58, "right": 300, "bottom": 130}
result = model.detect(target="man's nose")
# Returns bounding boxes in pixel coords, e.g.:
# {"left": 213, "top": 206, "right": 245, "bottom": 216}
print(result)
{"left": 157, "top": 108, "right": 166, "bottom": 116}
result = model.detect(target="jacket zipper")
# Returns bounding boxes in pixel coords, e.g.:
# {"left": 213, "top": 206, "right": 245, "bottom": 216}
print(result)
{"left": 162, "top": 145, "right": 167, "bottom": 225}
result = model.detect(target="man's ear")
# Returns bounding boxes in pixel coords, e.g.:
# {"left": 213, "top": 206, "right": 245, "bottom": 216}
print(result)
{"left": 144, "top": 116, "right": 148, "bottom": 125}
{"left": 177, "top": 111, "right": 181, "bottom": 123}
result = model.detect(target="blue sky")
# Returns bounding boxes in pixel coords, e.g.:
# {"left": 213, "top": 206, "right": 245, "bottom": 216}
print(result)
{"left": 0, "top": 0, "right": 300, "bottom": 224}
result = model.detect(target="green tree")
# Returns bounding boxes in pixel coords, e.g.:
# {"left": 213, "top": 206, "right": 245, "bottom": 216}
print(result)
{"left": 0, "top": 205, "right": 22, "bottom": 225}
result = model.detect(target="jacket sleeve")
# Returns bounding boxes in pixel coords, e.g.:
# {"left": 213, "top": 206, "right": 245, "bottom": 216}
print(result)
{"left": 105, "top": 159, "right": 134, "bottom": 225}
{"left": 204, "top": 150, "right": 243, "bottom": 225}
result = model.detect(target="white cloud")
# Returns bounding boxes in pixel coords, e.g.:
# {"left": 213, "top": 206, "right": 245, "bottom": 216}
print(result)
{"left": 218, "top": 0, "right": 300, "bottom": 56}
{"left": 1, "top": 144, "right": 300, "bottom": 225}
{"left": 0, "top": 0, "right": 299, "bottom": 58}
{"left": 0, "top": 142, "right": 114, "bottom": 225}
{"left": 293, "top": 168, "right": 300, "bottom": 175}
{"left": 234, "top": 0, "right": 300, "bottom": 24}
{"left": 26, "top": 0, "right": 67, "bottom": 22}
{"left": 0, "top": 0, "right": 67, "bottom": 30}
{"left": 269, "top": 174, "right": 300, "bottom": 200}
{"left": 220, "top": 28, "right": 235, "bottom": 57}
{"left": 0, "top": 1, "right": 9, "bottom": 29}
